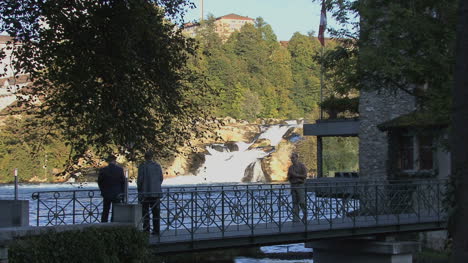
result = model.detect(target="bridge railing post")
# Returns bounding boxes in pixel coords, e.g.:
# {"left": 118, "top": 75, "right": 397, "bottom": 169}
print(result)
{"left": 397, "top": 182, "right": 401, "bottom": 226}
{"left": 375, "top": 184, "right": 378, "bottom": 225}
{"left": 304, "top": 183, "right": 308, "bottom": 233}
{"left": 191, "top": 191, "right": 194, "bottom": 242}
{"left": 329, "top": 184, "right": 333, "bottom": 229}
{"left": 270, "top": 185, "right": 273, "bottom": 225}
{"left": 417, "top": 183, "right": 421, "bottom": 223}
{"left": 437, "top": 182, "right": 440, "bottom": 223}
{"left": 221, "top": 190, "right": 225, "bottom": 238}
{"left": 352, "top": 184, "right": 356, "bottom": 228}
{"left": 72, "top": 191, "right": 76, "bottom": 225}
{"left": 279, "top": 187, "right": 282, "bottom": 232}
{"left": 250, "top": 189, "right": 254, "bottom": 236}
{"left": 36, "top": 193, "right": 40, "bottom": 226}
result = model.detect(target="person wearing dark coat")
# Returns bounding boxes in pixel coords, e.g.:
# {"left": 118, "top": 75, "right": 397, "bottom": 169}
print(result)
{"left": 138, "top": 151, "right": 164, "bottom": 234}
{"left": 98, "top": 154, "right": 125, "bottom": 223}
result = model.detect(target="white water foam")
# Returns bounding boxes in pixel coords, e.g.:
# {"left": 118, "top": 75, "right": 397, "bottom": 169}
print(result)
{"left": 194, "top": 123, "right": 298, "bottom": 183}
{"left": 257, "top": 124, "right": 296, "bottom": 146}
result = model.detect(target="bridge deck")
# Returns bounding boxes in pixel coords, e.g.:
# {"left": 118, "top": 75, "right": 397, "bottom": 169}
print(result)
{"left": 30, "top": 180, "right": 447, "bottom": 253}
{"left": 150, "top": 214, "right": 445, "bottom": 253}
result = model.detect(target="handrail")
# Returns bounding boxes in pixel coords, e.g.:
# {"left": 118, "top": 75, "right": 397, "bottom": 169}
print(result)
{"left": 31, "top": 179, "right": 448, "bottom": 240}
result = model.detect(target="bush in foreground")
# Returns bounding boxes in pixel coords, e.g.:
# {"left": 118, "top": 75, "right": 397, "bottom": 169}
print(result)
{"left": 9, "top": 226, "right": 149, "bottom": 263}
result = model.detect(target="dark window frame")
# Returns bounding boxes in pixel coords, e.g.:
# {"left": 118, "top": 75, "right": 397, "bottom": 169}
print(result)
{"left": 397, "top": 133, "right": 434, "bottom": 173}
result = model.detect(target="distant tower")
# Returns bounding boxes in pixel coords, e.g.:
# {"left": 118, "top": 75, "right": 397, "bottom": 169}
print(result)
{"left": 200, "top": 0, "right": 204, "bottom": 21}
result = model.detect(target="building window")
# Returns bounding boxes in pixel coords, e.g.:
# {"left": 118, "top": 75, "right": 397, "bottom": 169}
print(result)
{"left": 399, "top": 136, "right": 414, "bottom": 170}
{"left": 419, "top": 135, "right": 433, "bottom": 170}
{"left": 398, "top": 134, "right": 433, "bottom": 172}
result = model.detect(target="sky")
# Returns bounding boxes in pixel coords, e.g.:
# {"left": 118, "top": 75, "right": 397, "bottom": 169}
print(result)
{"left": 184, "top": 0, "right": 342, "bottom": 41}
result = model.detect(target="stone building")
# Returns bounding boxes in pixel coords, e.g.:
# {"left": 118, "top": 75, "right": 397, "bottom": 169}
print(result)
{"left": 0, "top": 35, "right": 30, "bottom": 112}
{"left": 183, "top": 13, "right": 254, "bottom": 41}
{"left": 304, "top": 87, "right": 451, "bottom": 180}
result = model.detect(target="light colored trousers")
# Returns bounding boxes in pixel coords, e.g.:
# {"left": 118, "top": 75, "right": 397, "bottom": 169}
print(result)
{"left": 290, "top": 183, "right": 307, "bottom": 222}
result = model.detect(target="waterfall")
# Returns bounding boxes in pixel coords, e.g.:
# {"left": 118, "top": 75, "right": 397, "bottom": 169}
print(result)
{"left": 193, "top": 122, "right": 301, "bottom": 183}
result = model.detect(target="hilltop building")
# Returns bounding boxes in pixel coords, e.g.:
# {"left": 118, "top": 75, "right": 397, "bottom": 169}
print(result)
{"left": 183, "top": 13, "right": 254, "bottom": 40}
{"left": 0, "top": 35, "right": 30, "bottom": 112}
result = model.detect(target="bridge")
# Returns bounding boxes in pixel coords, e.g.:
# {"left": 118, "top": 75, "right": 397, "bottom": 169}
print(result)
{"left": 29, "top": 179, "right": 447, "bottom": 254}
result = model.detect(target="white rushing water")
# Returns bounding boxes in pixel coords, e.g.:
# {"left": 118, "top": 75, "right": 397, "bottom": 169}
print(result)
{"left": 194, "top": 122, "right": 301, "bottom": 183}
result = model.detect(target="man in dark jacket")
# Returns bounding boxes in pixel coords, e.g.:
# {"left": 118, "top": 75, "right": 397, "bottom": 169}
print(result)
{"left": 98, "top": 154, "right": 125, "bottom": 223}
{"left": 138, "top": 151, "right": 163, "bottom": 234}
{"left": 287, "top": 152, "right": 308, "bottom": 222}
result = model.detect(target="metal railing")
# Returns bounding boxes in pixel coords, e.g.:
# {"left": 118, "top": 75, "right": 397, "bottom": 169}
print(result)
{"left": 32, "top": 180, "right": 448, "bottom": 239}
{"left": 31, "top": 183, "right": 285, "bottom": 226}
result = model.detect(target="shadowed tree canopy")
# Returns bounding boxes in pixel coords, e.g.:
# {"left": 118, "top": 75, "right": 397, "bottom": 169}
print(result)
{"left": 316, "top": 0, "right": 457, "bottom": 118}
{"left": 0, "top": 0, "right": 215, "bottom": 162}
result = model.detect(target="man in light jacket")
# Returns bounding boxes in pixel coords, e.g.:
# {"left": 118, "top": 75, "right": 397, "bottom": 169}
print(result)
{"left": 137, "top": 151, "right": 163, "bottom": 234}
{"left": 287, "top": 152, "right": 308, "bottom": 223}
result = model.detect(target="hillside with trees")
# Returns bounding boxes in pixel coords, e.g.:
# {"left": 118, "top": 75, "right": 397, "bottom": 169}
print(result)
{"left": 188, "top": 15, "right": 337, "bottom": 121}
{"left": 0, "top": 5, "right": 357, "bottom": 182}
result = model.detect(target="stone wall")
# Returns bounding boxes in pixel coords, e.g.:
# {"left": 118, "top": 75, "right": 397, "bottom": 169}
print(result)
{"left": 358, "top": 89, "right": 416, "bottom": 178}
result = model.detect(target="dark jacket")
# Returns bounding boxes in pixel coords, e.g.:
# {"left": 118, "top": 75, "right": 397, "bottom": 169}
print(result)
{"left": 98, "top": 163, "right": 125, "bottom": 200}
{"left": 137, "top": 160, "right": 163, "bottom": 196}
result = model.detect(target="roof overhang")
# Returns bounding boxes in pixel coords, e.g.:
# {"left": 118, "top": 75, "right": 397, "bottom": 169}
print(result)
{"left": 377, "top": 111, "right": 449, "bottom": 131}
{"left": 303, "top": 118, "right": 359, "bottom": 137}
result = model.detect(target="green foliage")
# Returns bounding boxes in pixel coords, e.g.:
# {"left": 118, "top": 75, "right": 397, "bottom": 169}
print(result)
{"left": 323, "top": 137, "right": 359, "bottom": 177}
{"left": 0, "top": 117, "right": 69, "bottom": 183}
{"left": 414, "top": 248, "right": 451, "bottom": 263}
{"left": 0, "top": 0, "right": 214, "bottom": 161}
{"left": 319, "top": 95, "right": 359, "bottom": 119}
{"left": 190, "top": 17, "right": 312, "bottom": 120}
{"left": 320, "top": 43, "right": 360, "bottom": 97}
{"left": 8, "top": 226, "right": 150, "bottom": 263}
{"left": 294, "top": 134, "right": 317, "bottom": 175}
{"left": 288, "top": 32, "right": 322, "bottom": 116}
{"left": 359, "top": 0, "right": 457, "bottom": 95}
{"left": 319, "top": 0, "right": 457, "bottom": 118}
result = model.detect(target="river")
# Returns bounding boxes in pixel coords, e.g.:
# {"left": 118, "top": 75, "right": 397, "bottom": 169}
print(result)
{"left": 0, "top": 182, "right": 313, "bottom": 263}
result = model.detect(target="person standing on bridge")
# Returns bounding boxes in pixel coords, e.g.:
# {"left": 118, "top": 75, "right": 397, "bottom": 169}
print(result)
{"left": 288, "top": 152, "right": 308, "bottom": 223}
{"left": 138, "top": 151, "right": 164, "bottom": 234}
{"left": 98, "top": 154, "right": 126, "bottom": 223}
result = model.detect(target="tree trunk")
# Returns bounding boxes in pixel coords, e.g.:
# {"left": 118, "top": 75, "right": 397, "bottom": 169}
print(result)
{"left": 451, "top": 0, "right": 468, "bottom": 262}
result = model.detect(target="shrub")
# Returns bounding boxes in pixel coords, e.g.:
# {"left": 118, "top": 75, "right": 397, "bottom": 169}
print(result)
{"left": 9, "top": 226, "right": 149, "bottom": 263}
{"left": 320, "top": 96, "right": 359, "bottom": 119}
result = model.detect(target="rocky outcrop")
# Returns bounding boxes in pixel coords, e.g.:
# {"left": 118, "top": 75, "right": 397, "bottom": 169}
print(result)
{"left": 261, "top": 141, "right": 295, "bottom": 182}
{"left": 215, "top": 124, "right": 260, "bottom": 143}
{"left": 248, "top": 139, "right": 271, "bottom": 149}
{"left": 225, "top": 141, "right": 239, "bottom": 152}
{"left": 242, "top": 161, "right": 269, "bottom": 182}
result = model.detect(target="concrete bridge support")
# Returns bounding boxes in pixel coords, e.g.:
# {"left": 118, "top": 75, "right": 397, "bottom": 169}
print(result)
{"left": 113, "top": 203, "right": 142, "bottom": 230}
{"left": 0, "top": 200, "right": 29, "bottom": 228}
{"left": 306, "top": 238, "right": 420, "bottom": 263}
{"left": 0, "top": 200, "right": 29, "bottom": 263}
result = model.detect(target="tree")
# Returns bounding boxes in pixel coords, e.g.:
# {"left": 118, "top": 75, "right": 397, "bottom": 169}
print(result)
{"left": 317, "top": 0, "right": 457, "bottom": 117}
{"left": 359, "top": 0, "right": 457, "bottom": 118}
{"left": 288, "top": 32, "right": 321, "bottom": 116}
{"left": 450, "top": 0, "right": 468, "bottom": 261}
{"left": 0, "top": 117, "right": 69, "bottom": 182}
{"left": 0, "top": 0, "right": 213, "bottom": 162}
